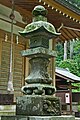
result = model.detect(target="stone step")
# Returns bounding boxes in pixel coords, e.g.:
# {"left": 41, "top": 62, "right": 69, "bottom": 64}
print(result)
{"left": 0, "top": 115, "right": 76, "bottom": 120}
{"left": 0, "top": 105, "right": 16, "bottom": 110}
{"left": 0, "top": 115, "right": 79, "bottom": 120}
{"left": 75, "top": 118, "right": 80, "bottom": 120}
{"left": 0, "top": 111, "right": 15, "bottom": 116}
{"left": 0, "top": 105, "right": 16, "bottom": 116}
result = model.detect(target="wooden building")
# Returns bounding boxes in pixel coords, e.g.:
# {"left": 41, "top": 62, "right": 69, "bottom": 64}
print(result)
{"left": 55, "top": 67, "right": 80, "bottom": 114}
{"left": 0, "top": 0, "right": 80, "bottom": 100}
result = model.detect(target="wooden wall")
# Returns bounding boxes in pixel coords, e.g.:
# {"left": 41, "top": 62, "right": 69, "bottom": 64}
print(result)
{"left": 0, "top": 30, "right": 26, "bottom": 100}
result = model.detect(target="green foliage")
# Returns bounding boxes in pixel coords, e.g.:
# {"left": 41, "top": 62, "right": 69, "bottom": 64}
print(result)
{"left": 56, "top": 40, "right": 80, "bottom": 92}
{"left": 56, "top": 40, "right": 80, "bottom": 77}
{"left": 78, "top": 101, "right": 80, "bottom": 111}
{"left": 73, "top": 40, "right": 80, "bottom": 77}
{"left": 58, "top": 59, "right": 79, "bottom": 76}
{"left": 57, "top": 59, "right": 80, "bottom": 92}
{"left": 78, "top": 105, "right": 80, "bottom": 112}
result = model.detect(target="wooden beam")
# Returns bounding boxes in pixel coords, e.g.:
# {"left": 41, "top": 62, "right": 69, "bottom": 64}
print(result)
{"left": 56, "top": 78, "right": 64, "bottom": 81}
{"left": 0, "top": 0, "right": 32, "bottom": 23}
{"left": 49, "top": 39, "right": 56, "bottom": 88}
{"left": 59, "top": 35, "right": 66, "bottom": 41}
{"left": 63, "top": 26, "right": 80, "bottom": 32}
{"left": 0, "top": 16, "right": 25, "bottom": 29}
{"left": 69, "top": 81, "right": 72, "bottom": 115}
{"left": 52, "top": 39, "right": 56, "bottom": 87}
{"left": 74, "top": 31, "right": 80, "bottom": 38}
{"left": 15, "top": 5, "right": 32, "bottom": 23}
{"left": 62, "top": 28, "right": 74, "bottom": 40}
{"left": 42, "top": 0, "right": 80, "bottom": 21}
{"left": 55, "top": 73, "right": 74, "bottom": 82}
{"left": 24, "top": 42, "right": 29, "bottom": 86}
{"left": 0, "top": 38, "right": 2, "bottom": 66}
{"left": 0, "top": 19, "right": 23, "bottom": 35}
{"left": 67, "top": 29, "right": 78, "bottom": 39}
{"left": 0, "top": 4, "right": 27, "bottom": 28}
{"left": 60, "top": 29, "right": 70, "bottom": 40}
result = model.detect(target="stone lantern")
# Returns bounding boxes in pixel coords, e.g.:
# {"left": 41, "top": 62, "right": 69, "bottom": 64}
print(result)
{"left": 16, "top": 5, "right": 61, "bottom": 116}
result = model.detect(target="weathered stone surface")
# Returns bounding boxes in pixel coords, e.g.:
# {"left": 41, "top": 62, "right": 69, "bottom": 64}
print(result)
{"left": 25, "top": 57, "right": 52, "bottom": 84}
{"left": 0, "top": 105, "right": 16, "bottom": 116}
{"left": 16, "top": 95, "right": 61, "bottom": 116}
{"left": 19, "top": 5, "right": 60, "bottom": 48}
{"left": 21, "top": 47, "right": 56, "bottom": 58}
{"left": 29, "top": 116, "right": 75, "bottom": 120}
{"left": 21, "top": 84, "right": 55, "bottom": 95}
{"left": 19, "top": 5, "right": 59, "bottom": 99}
{"left": 1, "top": 115, "right": 75, "bottom": 120}
{"left": 1, "top": 116, "right": 28, "bottom": 120}
{"left": 18, "top": 5, "right": 61, "bottom": 116}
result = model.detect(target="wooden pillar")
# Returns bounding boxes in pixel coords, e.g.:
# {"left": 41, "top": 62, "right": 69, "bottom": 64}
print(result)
{"left": 64, "top": 41, "right": 67, "bottom": 60}
{"left": 49, "top": 39, "right": 56, "bottom": 87}
{"left": 24, "top": 40, "right": 29, "bottom": 85}
{"left": 69, "top": 81, "right": 72, "bottom": 114}
{"left": 70, "top": 40, "right": 74, "bottom": 59}
{"left": 0, "top": 39, "right": 2, "bottom": 67}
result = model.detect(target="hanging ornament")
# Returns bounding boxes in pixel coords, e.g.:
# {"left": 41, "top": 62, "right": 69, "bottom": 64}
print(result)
{"left": 7, "top": 0, "right": 15, "bottom": 94}
{"left": 5, "top": 33, "right": 8, "bottom": 42}
{"left": 16, "top": 35, "right": 19, "bottom": 44}
{"left": 9, "top": 13, "right": 15, "bottom": 20}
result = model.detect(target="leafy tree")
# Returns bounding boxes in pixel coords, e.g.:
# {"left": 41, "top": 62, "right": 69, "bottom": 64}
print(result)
{"left": 73, "top": 40, "right": 80, "bottom": 76}
{"left": 56, "top": 40, "right": 80, "bottom": 77}
{"left": 56, "top": 40, "right": 80, "bottom": 92}
{"left": 58, "top": 59, "right": 79, "bottom": 76}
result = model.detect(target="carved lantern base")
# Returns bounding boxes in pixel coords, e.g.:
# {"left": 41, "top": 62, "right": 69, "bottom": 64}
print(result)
{"left": 16, "top": 95, "right": 61, "bottom": 116}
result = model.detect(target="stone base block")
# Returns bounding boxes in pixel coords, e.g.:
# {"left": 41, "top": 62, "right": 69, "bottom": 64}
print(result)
{"left": 16, "top": 95, "right": 61, "bottom": 116}
{"left": 1, "top": 116, "right": 28, "bottom": 120}
{"left": 1, "top": 115, "right": 75, "bottom": 120}
{"left": 29, "top": 116, "right": 75, "bottom": 120}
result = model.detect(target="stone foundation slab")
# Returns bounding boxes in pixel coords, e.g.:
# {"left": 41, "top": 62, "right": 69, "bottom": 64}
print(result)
{"left": 1, "top": 115, "right": 75, "bottom": 120}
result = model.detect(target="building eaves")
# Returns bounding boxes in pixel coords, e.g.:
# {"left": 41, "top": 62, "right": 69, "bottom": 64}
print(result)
{"left": 55, "top": 67, "right": 80, "bottom": 82}
{"left": 54, "top": 0, "right": 80, "bottom": 15}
